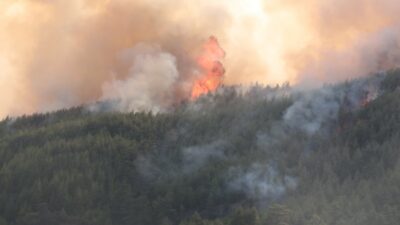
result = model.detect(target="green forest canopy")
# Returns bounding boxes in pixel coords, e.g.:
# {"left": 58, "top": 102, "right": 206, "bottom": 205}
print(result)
{"left": 1, "top": 70, "right": 400, "bottom": 225}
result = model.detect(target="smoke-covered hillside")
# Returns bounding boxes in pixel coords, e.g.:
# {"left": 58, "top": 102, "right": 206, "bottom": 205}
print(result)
{"left": 1, "top": 70, "right": 400, "bottom": 225}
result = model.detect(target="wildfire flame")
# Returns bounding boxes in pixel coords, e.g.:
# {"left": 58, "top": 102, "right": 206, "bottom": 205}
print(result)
{"left": 191, "top": 36, "right": 226, "bottom": 99}
{"left": 360, "top": 89, "right": 378, "bottom": 107}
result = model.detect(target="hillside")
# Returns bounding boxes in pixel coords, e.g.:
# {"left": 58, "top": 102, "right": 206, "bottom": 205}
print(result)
{"left": 1, "top": 70, "right": 400, "bottom": 225}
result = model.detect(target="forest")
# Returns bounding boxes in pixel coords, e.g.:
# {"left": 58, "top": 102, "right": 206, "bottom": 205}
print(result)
{"left": 1, "top": 69, "right": 400, "bottom": 225}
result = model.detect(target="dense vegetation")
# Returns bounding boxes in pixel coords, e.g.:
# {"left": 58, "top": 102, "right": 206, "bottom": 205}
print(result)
{"left": 1, "top": 70, "right": 400, "bottom": 225}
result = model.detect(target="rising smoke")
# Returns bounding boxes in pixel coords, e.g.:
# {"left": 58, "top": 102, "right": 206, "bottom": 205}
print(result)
{"left": 91, "top": 44, "right": 181, "bottom": 113}
{"left": 284, "top": 75, "right": 383, "bottom": 135}
{"left": 228, "top": 164, "right": 297, "bottom": 200}
{"left": 1, "top": 0, "right": 400, "bottom": 117}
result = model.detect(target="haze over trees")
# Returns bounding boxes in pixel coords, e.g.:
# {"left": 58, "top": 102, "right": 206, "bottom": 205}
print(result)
{"left": 1, "top": 70, "right": 400, "bottom": 225}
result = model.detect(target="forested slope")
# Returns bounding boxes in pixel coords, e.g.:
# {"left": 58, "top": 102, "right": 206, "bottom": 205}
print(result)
{"left": 1, "top": 70, "right": 400, "bottom": 225}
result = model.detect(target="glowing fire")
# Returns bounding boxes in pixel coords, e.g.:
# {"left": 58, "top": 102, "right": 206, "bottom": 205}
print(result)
{"left": 360, "top": 89, "right": 378, "bottom": 107}
{"left": 191, "top": 36, "right": 226, "bottom": 99}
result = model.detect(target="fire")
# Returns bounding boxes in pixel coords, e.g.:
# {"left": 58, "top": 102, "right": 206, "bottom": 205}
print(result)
{"left": 191, "top": 36, "right": 226, "bottom": 99}
{"left": 360, "top": 89, "right": 378, "bottom": 107}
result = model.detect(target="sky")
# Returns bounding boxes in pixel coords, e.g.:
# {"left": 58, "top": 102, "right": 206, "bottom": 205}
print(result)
{"left": 1, "top": 0, "right": 400, "bottom": 117}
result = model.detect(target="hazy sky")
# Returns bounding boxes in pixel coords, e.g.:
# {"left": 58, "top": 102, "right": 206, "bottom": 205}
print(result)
{"left": 1, "top": 0, "right": 400, "bottom": 117}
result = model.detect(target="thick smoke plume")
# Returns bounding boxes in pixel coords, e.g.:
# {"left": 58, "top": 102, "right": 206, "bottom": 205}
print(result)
{"left": 93, "top": 44, "right": 180, "bottom": 113}
{"left": 2, "top": 0, "right": 400, "bottom": 117}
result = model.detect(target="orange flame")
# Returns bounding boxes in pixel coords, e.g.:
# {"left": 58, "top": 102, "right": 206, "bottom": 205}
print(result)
{"left": 191, "top": 36, "right": 226, "bottom": 99}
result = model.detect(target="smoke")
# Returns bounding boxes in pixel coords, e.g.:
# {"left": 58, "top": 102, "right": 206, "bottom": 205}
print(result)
{"left": 2, "top": 0, "right": 400, "bottom": 117}
{"left": 284, "top": 75, "right": 383, "bottom": 135}
{"left": 182, "top": 140, "right": 226, "bottom": 173}
{"left": 284, "top": 87, "right": 342, "bottom": 135}
{"left": 90, "top": 44, "right": 181, "bottom": 113}
{"left": 228, "top": 164, "right": 297, "bottom": 200}
{"left": 134, "top": 141, "right": 227, "bottom": 183}
{"left": 129, "top": 72, "right": 390, "bottom": 204}
{"left": 0, "top": 0, "right": 229, "bottom": 117}
{"left": 297, "top": 27, "right": 400, "bottom": 88}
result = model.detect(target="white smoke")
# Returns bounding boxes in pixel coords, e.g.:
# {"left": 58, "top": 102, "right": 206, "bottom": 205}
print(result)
{"left": 228, "top": 164, "right": 297, "bottom": 199}
{"left": 182, "top": 140, "right": 226, "bottom": 173}
{"left": 283, "top": 87, "right": 342, "bottom": 135}
{"left": 283, "top": 75, "right": 383, "bottom": 136}
{"left": 93, "top": 44, "right": 180, "bottom": 113}
{"left": 133, "top": 74, "right": 385, "bottom": 203}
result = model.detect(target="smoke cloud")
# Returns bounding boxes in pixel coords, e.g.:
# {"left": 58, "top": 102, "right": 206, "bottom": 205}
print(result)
{"left": 228, "top": 164, "right": 297, "bottom": 200}
{"left": 182, "top": 141, "right": 226, "bottom": 173}
{"left": 92, "top": 44, "right": 181, "bottom": 113}
{"left": 284, "top": 75, "right": 383, "bottom": 135}
{"left": 1, "top": 0, "right": 400, "bottom": 117}
{"left": 131, "top": 72, "right": 389, "bottom": 202}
